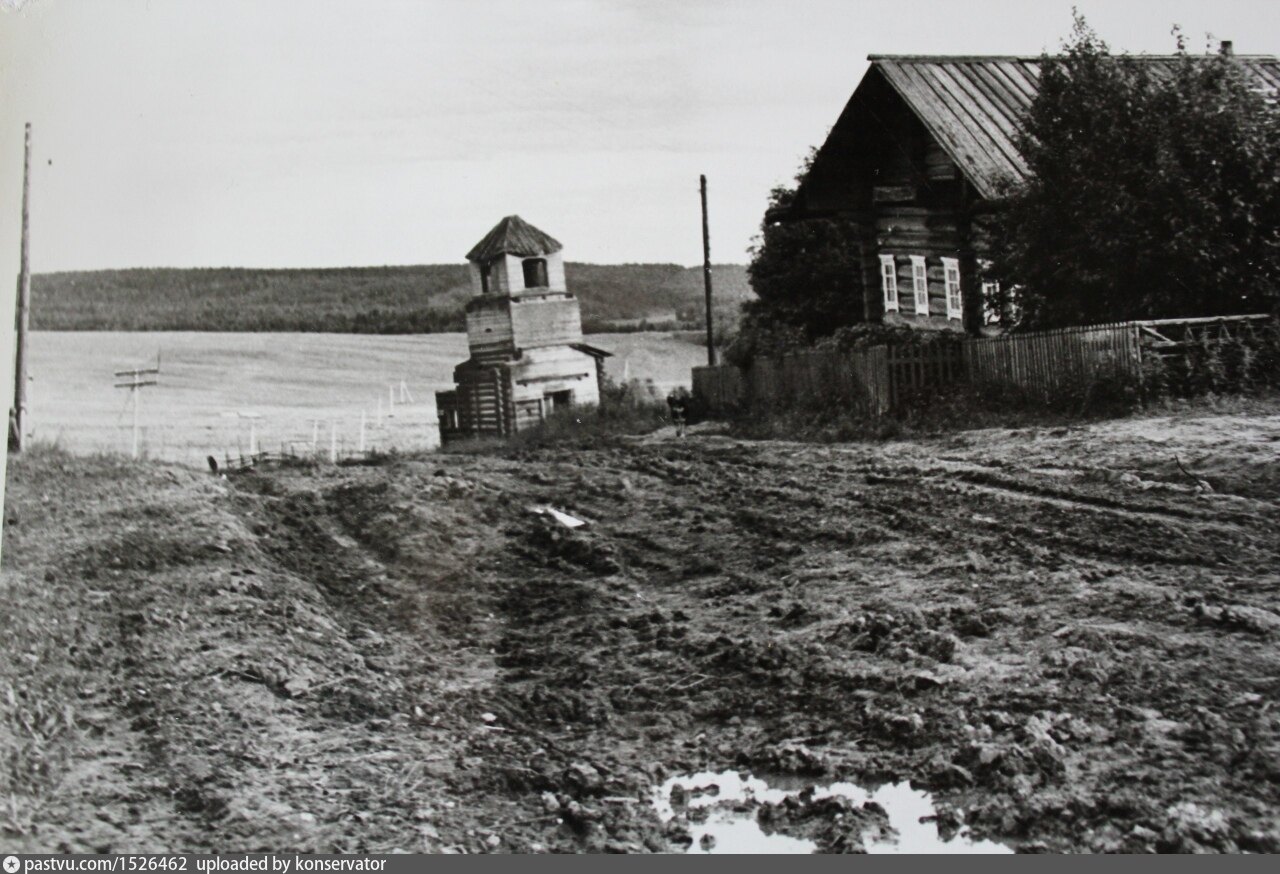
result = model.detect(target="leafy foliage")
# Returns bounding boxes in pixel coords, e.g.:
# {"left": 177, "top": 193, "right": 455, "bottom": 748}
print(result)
{"left": 989, "top": 15, "right": 1280, "bottom": 330}
{"left": 729, "top": 154, "right": 868, "bottom": 364}
{"left": 31, "top": 263, "right": 752, "bottom": 334}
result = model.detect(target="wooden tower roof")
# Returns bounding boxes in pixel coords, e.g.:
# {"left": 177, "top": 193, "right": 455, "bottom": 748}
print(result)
{"left": 466, "top": 215, "right": 563, "bottom": 263}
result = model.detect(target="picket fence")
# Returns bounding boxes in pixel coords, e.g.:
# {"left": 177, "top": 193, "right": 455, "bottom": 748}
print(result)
{"left": 693, "top": 321, "right": 1148, "bottom": 416}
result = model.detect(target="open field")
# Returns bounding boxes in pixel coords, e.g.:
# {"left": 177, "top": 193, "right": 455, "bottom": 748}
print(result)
{"left": 26, "top": 331, "right": 706, "bottom": 464}
{"left": 3, "top": 403, "right": 1278, "bottom": 852}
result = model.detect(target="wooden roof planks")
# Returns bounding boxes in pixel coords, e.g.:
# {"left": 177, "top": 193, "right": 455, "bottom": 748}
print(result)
{"left": 865, "top": 54, "right": 1280, "bottom": 200}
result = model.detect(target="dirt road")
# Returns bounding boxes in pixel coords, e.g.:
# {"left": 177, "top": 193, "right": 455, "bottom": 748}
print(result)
{"left": 3, "top": 406, "right": 1279, "bottom": 852}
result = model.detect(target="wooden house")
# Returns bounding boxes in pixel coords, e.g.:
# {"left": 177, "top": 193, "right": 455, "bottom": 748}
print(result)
{"left": 775, "top": 50, "right": 1280, "bottom": 334}
{"left": 436, "top": 216, "right": 610, "bottom": 441}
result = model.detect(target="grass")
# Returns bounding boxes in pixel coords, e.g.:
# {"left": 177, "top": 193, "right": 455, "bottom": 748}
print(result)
{"left": 0, "top": 446, "right": 142, "bottom": 835}
{"left": 726, "top": 380, "right": 1280, "bottom": 443}
{"left": 505, "top": 401, "right": 670, "bottom": 451}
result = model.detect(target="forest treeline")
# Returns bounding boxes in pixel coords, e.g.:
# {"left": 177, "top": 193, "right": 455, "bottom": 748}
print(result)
{"left": 31, "top": 263, "right": 752, "bottom": 334}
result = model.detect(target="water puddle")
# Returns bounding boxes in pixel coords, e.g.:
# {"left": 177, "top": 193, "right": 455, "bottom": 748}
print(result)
{"left": 653, "top": 770, "right": 1012, "bottom": 854}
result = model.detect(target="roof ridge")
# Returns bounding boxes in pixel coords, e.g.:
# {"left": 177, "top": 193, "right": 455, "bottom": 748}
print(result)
{"left": 869, "top": 53, "right": 1278, "bottom": 62}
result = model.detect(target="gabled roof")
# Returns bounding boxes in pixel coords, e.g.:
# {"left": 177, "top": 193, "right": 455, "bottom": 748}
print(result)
{"left": 466, "top": 215, "right": 563, "bottom": 263}
{"left": 863, "top": 54, "right": 1280, "bottom": 199}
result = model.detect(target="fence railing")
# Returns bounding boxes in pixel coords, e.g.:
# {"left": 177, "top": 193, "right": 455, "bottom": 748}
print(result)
{"left": 219, "top": 446, "right": 386, "bottom": 473}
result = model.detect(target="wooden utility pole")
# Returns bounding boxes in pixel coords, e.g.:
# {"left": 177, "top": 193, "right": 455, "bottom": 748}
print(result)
{"left": 114, "top": 354, "right": 161, "bottom": 460}
{"left": 12, "top": 123, "right": 32, "bottom": 452}
{"left": 700, "top": 174, "right": 715, "bottom": 366}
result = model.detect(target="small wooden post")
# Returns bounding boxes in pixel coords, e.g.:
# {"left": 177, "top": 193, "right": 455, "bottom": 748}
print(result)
{"left": 329, "top": 422, "right": 337, "bottom": 463}
{"left": 700, "top": 173, "right": 716, "bottom": 367}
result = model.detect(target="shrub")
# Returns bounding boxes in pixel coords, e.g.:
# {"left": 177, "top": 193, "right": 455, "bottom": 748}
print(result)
{"left": 445, "top": 376, "right": 670, "bottom": 454}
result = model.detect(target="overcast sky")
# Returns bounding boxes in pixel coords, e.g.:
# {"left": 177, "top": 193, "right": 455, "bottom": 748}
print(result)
{"left": 1, "top": 0, "right": 1278, "bottom": 274}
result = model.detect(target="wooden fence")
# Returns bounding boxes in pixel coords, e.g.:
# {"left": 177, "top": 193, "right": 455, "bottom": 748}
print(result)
{"left": 695, "top": 316, "right": 1275, "bottom": 418}
{"left": 963, "top": 322, "right": 1142, "bottom": 401}
{"left": 696, "top": 321, "right": 1167, "bottom": 417}
{"left": 694, "top": 342, "right": 963, "bottom": 417}
{"left": 219, "top": 446, "right": 384, "bottom": 473}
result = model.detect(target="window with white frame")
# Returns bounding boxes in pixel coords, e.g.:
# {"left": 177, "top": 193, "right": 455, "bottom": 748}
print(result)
{"left": 910, "top": 256, "right": 929, "bottom": 315}
{"left": 942, "top": 257, "right": 962, "bottom": 320}
{"left": 879, "top": 254, "right": 899, "bottom": 313}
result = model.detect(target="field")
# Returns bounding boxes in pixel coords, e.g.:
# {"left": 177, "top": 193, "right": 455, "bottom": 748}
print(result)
{"left": 3, "top": 402, "right": 1278, "bottom": 852}
{"left": 26, "top": 331, "right": 708, "bottom": 464}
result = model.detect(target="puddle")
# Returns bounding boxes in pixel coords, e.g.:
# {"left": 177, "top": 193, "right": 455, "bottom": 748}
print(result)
{"left": 653, "top": 770, "right": 1013, "bottom": 854}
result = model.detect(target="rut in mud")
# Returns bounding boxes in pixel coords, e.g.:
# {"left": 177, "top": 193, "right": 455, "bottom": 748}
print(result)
{"left": 3, "top": 408, "right": 1279, "bottom": 852}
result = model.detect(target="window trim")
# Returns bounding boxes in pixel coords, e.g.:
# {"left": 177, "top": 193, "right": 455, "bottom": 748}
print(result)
{"left": 942, "top": 256, "right": 962, "bottom": 321}
{"left": 879, "top": 254, "right": 899, "bottom": 313}
{"left": 910, "top": 255, "right": 929, "bottom": 316}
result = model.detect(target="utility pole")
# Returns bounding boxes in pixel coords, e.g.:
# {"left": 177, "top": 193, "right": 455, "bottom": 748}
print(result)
{"left": 114, "top": 353, "right": 161, "bottom": 460}
{"left": 12, "top": 123, "right": 32, "bottom": 452}
{"left": 700, "top": 174, "right": 715, "bottom": 366}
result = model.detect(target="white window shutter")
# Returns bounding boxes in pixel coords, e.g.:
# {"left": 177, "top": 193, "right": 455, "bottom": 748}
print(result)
{"left": 910, "top": 256, "right": 928, "bottom": 315}
{"left": 942, "top": 257, "right": 962, "bottom": 320}
{"left": 880, "top": 253, "right": 901, "bottom": 314}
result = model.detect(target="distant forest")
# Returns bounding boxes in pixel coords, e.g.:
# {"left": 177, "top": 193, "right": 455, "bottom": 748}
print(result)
{"left": 31, "top": 263, "right": 753, "bottom": 334}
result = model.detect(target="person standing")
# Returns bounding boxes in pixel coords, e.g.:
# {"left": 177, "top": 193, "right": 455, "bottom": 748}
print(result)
{"left": 666, "top": 389, "right": 689, "bottom": 438}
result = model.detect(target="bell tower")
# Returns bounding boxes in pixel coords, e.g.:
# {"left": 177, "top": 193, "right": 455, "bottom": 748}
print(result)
{"left": 435, "top": 216, "right": 611, "bottom": 441}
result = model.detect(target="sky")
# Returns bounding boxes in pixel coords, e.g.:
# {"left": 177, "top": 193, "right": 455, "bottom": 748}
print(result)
{"left": 1, "top": 0, "right": 1279, "bottom": 275}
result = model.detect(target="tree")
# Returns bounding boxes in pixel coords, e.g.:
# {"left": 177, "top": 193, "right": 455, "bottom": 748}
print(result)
{"left": 728, "top": 154, "right": 867, "bottom": 363}
{"left": 989, "top": 15, "right": 1280, "bottom": 330}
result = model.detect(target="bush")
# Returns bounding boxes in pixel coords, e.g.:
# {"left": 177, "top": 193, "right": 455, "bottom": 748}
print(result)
{"left": 444, "top": 377, "right": 670, "bottom": 454}
{"left": 727, "top": 149, "right": 871, "bottom": 365}
{"left": 817, "top": 323, "right": 960, "bottom": 352}
{"left": 1140, "top": 319, "right": 1280, "bottom": 397}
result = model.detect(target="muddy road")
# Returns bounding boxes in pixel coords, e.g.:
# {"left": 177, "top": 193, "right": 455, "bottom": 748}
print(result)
{"left": 3, "top": 408, "right": 1279, "bottom": 852}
